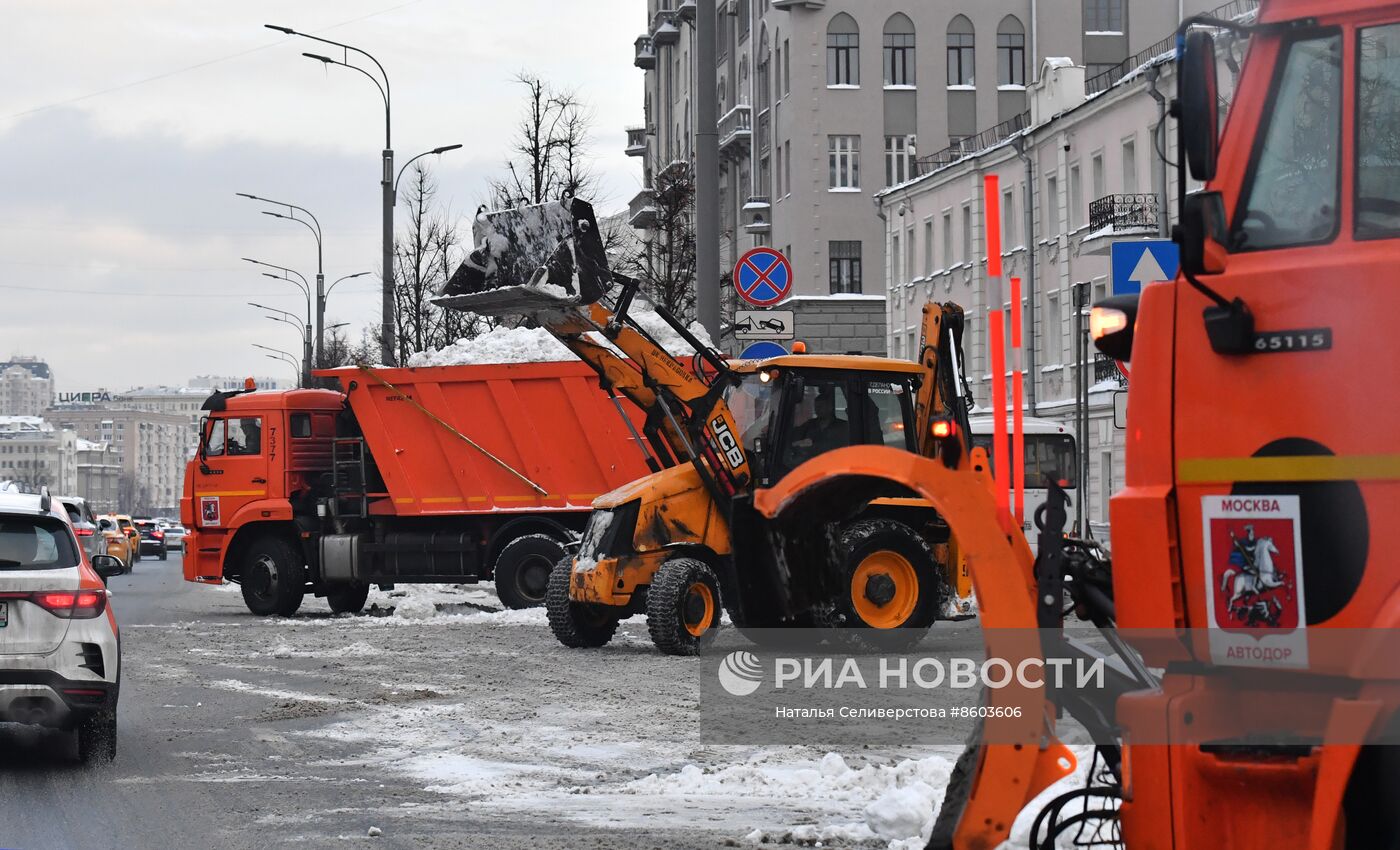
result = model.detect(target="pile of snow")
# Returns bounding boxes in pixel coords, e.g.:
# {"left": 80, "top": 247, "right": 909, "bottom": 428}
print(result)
{"left": 409, "top": 298, "right": 717, "bottom": 368}
{"left": 407, "top": 326, "right": 575, "bottom": 367}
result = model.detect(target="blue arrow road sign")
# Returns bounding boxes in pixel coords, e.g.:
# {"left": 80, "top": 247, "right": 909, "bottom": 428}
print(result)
{"left": 1111, "top": 240, "right": 1180, "bottom": 296}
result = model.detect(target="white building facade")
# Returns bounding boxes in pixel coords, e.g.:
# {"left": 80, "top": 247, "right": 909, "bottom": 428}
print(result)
{"left": 875, "top": 3, "right": 1253, "bottom": 531}
{"left": 0, "top": 416, "right": 78, "bottom": 496}
{"left": 0, "top": 358, "right": 55, "bottom": 417}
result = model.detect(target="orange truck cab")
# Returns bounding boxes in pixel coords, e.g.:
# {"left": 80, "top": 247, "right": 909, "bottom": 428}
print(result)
{"left": 1095, "top": 2, "right": 1400, "bottom": 846}
{"left": 181, "top": 362, "right": 651, "bottom": 617}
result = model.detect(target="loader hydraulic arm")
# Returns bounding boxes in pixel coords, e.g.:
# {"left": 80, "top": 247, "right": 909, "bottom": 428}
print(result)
{"left": 912, "top": 301, "right": 974, "bottom": 468}
{"left": 436, "top": 196, "right": 752, "bottom": 498}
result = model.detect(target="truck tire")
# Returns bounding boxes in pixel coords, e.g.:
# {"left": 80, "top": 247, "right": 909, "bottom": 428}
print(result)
{"left": 240, "top": 535, "right": 306, "bottom": 617}
{"left": 546, "top": 557, "right": 620, "bottom": 648}
{"left": 646, "top": 557, "right": 722, "bottom": 656}
{"left": 833, "top": 519, "right": 941, "bottom": 649}
{"left": 76, "top": 709, "right": 118, "bottom": 765}
{"left": 326, "top": 582, "right": 370, "bottom": 615}
{"left": 494, "top": 533, "right": 566, "bottom": 610}
{"left": 927, "top": 721, "right": 983, "bottom": 850}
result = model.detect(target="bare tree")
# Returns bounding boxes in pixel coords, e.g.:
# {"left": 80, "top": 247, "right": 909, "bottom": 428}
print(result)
{"left": 487, "top": 72, "right": 602, "bottom": 209}
{"left": 616, "top": 162, "right": 698, "bottom": 321}
{"left": 390, "top": 162, "right": 489, "bottom": 363}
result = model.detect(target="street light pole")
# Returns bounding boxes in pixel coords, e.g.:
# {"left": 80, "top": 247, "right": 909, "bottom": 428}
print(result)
{"left": 695, "top": 0, "right": 721, "bottom": 342}
{"left": 236, "top": 193, "right": 324, "bottom": 368}
{"left": 243, "top": 258, "right": 313, "bottom": 387}
{"left": 269, "top": 24, "right": 396, "bottom": 365}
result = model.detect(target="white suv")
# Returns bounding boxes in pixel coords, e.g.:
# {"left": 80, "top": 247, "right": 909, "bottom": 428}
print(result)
{"left": 0, "top": 490, "right": 124, "bottom": 762}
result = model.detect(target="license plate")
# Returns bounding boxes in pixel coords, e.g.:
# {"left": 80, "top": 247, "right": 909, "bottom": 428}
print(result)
{"left": 0, "top": 601, "right": 7, "bottom": 628}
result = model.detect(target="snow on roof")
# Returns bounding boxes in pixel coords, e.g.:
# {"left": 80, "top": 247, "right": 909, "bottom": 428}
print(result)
{"left": 1042, "top": 56, "right": 1075, "bottom": 69}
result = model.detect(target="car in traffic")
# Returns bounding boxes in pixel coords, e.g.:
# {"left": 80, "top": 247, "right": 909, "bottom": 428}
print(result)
{"left": 56, "top": 496, "right": 104, "bottom": 563}
{"left": 0, "top": 489, "right": 124, "bottom": 763}
{"left": 106, "top": 515, "right": 141, "bottom": 564}
{"left": 132, "top": 519, "right": 168, "bottom": 560}
{"left": 160, "top": 522, "right": 187, "bottom": 553}
{"left": 96, "top": 517, "right": 134, "bottom": 572}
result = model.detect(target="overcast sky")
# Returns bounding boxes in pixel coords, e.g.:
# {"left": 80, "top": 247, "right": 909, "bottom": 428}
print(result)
{"left": 0, "top": 0, "right": 643, "bottom": 392}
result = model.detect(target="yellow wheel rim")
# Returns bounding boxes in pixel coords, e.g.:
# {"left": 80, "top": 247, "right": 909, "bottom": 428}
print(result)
{"left": 683, "top": 581, "right": 716, "bottom": 637}
{"left": 851, "top": 551, "right": 919, "bottom": 629}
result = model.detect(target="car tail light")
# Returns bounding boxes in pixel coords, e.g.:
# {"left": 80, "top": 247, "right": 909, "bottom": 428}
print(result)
{"left": 151, "top": 530, "right": 164, "bottom": 539}
{"left": 30, "top": 590, "right": 108, "bottom": 619}
{"left": 74, "top": 528, "right": 95, "bottom": 537}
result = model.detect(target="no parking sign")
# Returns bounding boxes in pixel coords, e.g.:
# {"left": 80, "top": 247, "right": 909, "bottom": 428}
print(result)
{"left": 733, "top": 248, "right": 793, "bottom": 307}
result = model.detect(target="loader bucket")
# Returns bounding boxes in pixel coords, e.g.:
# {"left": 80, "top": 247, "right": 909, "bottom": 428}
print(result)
{"left": 436, "top": 196, "right": 611, "bottom": 315}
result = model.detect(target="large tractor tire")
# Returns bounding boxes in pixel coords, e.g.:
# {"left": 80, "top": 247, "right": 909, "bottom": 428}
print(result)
{"left": 494, "top": 533, "right": 567, "bottom": 610}
{"left": 834, "top": 519, "right": 942, "bottom": 650}
{"left": 928, "top": 722, "right": 983, "bottom": 850}
{"left": 239, "top": 535, "right": 306, "bottom": 617}
{"left": 546, "top": 557, "right": 621, "bottom": 648}
{"left": 326, "top": 582, "right": 371, "bottom": 615}
{"left": 646, "top": 557, "right": 722, "bottom": 656}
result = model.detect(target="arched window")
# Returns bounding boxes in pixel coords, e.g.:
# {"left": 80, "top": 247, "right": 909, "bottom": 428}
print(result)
{"left": 883, "top": 14, "right": 915, "bottom": 87}
{"left": 947, "top": 15, "right": 975, "bottom": 87}
{"left": 827, "top": 13, "right": 859, "bottom": 87}
{"left": 997, "top": 16, "right": 1026, "bottom": 87}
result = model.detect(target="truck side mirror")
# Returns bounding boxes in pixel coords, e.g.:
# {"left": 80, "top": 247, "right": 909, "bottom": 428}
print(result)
{"left": 1180, "top": 30, "right": 1220, "bottom": 182}
{"left": 1178, "top": 191, "right": 1229, "bottom": 276}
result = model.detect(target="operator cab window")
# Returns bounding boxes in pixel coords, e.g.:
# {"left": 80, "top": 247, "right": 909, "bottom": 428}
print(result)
{"left": 205, "top": 417, "right": 263, "bottom": 457}
{"left": 290, "top": 413, "right": 313, "bottom": 439}
{"left": 860, "top": 379, "right": 915, "bottom": 449}
{"left": 1232, "top": 31, "right": 1342, "bottom": 251}
{"left": 1356, "top": 23, "right": 1400, "bottom": 240}
{"left": 727, "top": 374, "right": 778, "bottom": 456}
{"left": 780, "top": 378, "right": 853, "bottom": 475}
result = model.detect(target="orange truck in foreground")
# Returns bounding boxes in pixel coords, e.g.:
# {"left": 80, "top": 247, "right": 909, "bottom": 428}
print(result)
{"left": 180, "top": 362, "right": 650, "bottom": 616}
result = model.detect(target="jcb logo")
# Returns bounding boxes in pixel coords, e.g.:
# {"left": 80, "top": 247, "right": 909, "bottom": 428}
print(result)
{"left": 710, "top": 416, "right": 745, "bottom": 470}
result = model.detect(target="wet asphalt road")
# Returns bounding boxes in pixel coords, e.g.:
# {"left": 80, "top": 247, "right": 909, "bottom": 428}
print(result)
{"left": 0, "top": 555, "right": 747, "bottom": 850}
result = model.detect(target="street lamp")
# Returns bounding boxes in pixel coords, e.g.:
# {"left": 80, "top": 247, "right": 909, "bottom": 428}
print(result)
{"left": 236, "top": 193, "right": 325, "bottom": 367}
{"left": 257, "top": 349, "right": 301, "bottom": 383}
{"left": 267, "top": 23, "right": 397, "bottom": 365}
{"left": 393, "top": 145, "right": 463, "bottom": 203}
{"left": 243, "top": 257, "right": 313, "bottom": 386}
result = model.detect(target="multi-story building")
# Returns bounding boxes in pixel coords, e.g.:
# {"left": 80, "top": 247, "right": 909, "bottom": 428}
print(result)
{"left": 76, "top": 438, "right": 121, "bottom": 513}
{"left": 0, "top": 357, "right": 55, "bottom": 417}
{"left": 0, "top": 416, "right": 77, "bottom": 495}
{"left": 874, "top": 0, "right": 1255, "bottom": 533}
{"left": 116, "top": 386, "right": 213, "bottom": 465}
{"left": 627, "top": 0, "right": 1213, "bottom": 353}
{"left": 47, "top": 407, "right": 188, "bottom": 516}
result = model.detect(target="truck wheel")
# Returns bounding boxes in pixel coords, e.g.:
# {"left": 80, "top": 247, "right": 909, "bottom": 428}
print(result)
{"left": 834, "top": 519, "right": 941, "bottom": 648}
{"left": 240, "top": 535, "right": 306, "bottom": 617}
{"left": 76, "top": 709, "right": 118, "bottom": 765}
{"left": 326, "top": 582, "right": 370, "bottom": 615}
{"left": 546, "top": 556, "right": 620, "bottom": 648}
{"left": 646, "top": 557, "right": 721, "bottom": 656}
{"left": 927, "top": 721, "right": 983, "bottom": 850}
{"left": 494, "top": 533, "right": 566, "bottom": 610}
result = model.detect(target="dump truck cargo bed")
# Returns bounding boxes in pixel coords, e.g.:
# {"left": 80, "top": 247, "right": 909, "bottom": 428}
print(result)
{"left": 320, "top": 362, "right": 650, "bottom": 517}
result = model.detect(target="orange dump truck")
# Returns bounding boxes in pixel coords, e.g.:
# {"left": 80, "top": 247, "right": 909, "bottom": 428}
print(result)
{"left": 180, "top": 362, "right": 650, "bottom": 616}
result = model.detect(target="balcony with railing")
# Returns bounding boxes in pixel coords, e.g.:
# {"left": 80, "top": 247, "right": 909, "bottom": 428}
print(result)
{"left": 772, "top": 0, "right": 825, "bottom": 8}
{"left": 628, "top": 188, "right": 660, "bottom": 230}
{"left": 1081, "top": 193, "right": 1160, "bottom": 255}
{"left": 1093, "top": 353, "right": 1127, "bottom": 388}
{"left": 718, "top": 105, "right": 752, "bottom": 158}
{"left": 634, "top": 35, "right": 656, "bottom": 70}
{"left": 651, "top": 10, "right": 680, "bottom": 46}
{"left": 913, "top": 111, "right": 1030, "bottom": 177}
{"left": 625, "top": 126, "right": 648, "bottom": 157}
{"left": 677, "top": 0, "right": 697, "bottom": 22}
{"left": 742, "top": 196, "right": 771, "bottom": 234}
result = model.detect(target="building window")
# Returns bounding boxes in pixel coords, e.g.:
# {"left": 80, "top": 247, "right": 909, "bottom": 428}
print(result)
{"left": 997, "top": 17, "right": 1025, "bottom": 87}
{"left": 1122, "top": 138, "right": 1138, "bottom": 193}
{"left": 1002, "top": 188, "right": 1017, "bottom": 247}
{"left": 783, "top": 38, "right": 791, "bottom": 94}
{"left": 942, "top": 213, "right": 953, "bottom": 267}
{"left": 892, "top": 232, "right": 902, "bottom": 284}
{"left": 827, "top": 15, "right": 860, "bottom": 86}
{"left": 923, "top": 220, "right": 935, "bottom": 275}
{"left": 828, "top": 135, "right": 861, "bottom": 189}
{"left": 783, "top": 140, "right": 791, "bottom": 197}
{"left": 1045, "top": 175, "right": 1060, "bottom": 236}
{"left": 884, "top": 135, "right": 913, "bottom": 186}
{"left": 775, "top": 144, "right": 784, "bottom": 197}
{"left": 947, "top": 17, "right": 975, "bottom": 86}
{"left": 883, "top": 15, "right": 916, "bottom": 86}
{"left": 1070, "top": 164, "right": 1084, "bottom": 227}
{"left": 1085, "top": 0, "right": 1123, "bottom": 33}
{"left": 961, "top": 205, "right": 973, "bottom": 263}
{"left": 829, "top": 241, "right": 863, "bottom": 293}
{"left": 1092, "top": 152, "right": 1106, "bottom": 199}
{"left": 905, "top": 227, "right": 915, "bottom": 283}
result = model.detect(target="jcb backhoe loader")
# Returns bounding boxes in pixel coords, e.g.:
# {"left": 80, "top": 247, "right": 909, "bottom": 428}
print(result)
{"left": 436, "top": 197, "right": 987, "bottom": 655}
{"left": 751, "top": 3, "right": 1400, "bottom": 847}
